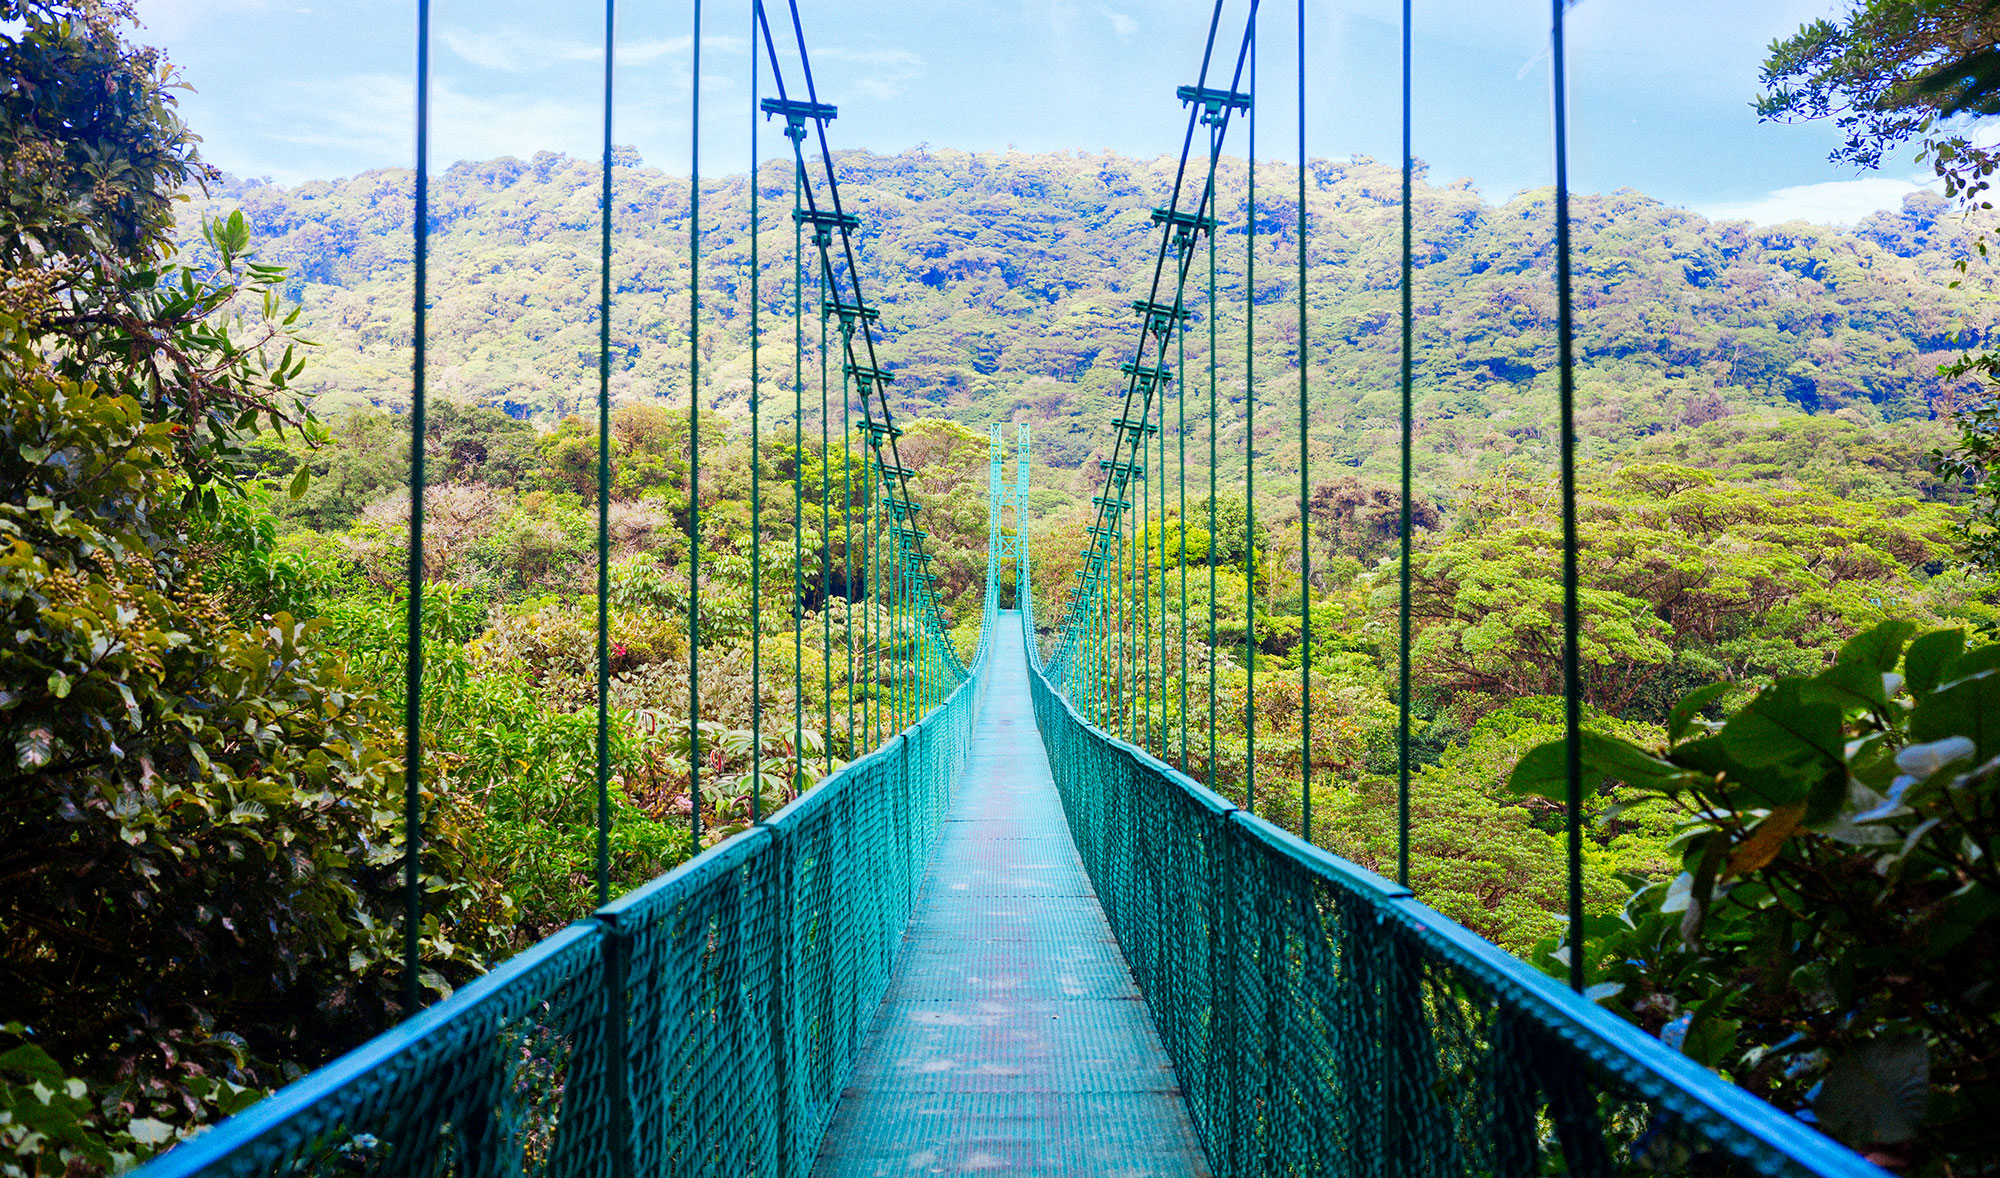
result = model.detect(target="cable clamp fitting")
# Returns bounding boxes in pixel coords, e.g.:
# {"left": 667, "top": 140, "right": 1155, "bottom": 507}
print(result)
{"left": 760, "top": 97, "right": 838, "bottom": 142}
{"left": 1177, "top": 84, "right": 1252, "bottom": 125}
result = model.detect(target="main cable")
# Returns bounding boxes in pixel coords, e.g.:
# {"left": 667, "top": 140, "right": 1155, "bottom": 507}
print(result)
{"left": 1244, "top": 17, "right": 1257, "bottom": 816}
{"left": 749, "top": 0, "right": 763, "bottom": 821}
{"left": 1049, "top": 0, "right": 1230, "bottom": 676}
{"left": 757, "top": 2, "right": 968, "bottom": 757}
{"left": 791, "top": 150, "right": 804, "bottom": 791}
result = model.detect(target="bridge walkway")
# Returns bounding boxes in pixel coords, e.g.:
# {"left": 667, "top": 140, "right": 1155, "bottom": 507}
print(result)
{"left": 812, "top": 611, "right": 1209, "bottom": 1176}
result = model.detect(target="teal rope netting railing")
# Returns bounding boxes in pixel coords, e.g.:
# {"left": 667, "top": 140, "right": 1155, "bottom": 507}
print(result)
{"left": 1030, "top": 1, "right": 1889, "bottom": 1175}
{"left": 131, "top": 1, "right": 990, "bottom": 1175}
{"left": 1024, "top": 605, "right": 1882, "bottom": 1177}
{"left": 131, "top": 625, "right": 991, "bottom": 1178}
{"left": 1019, "top": 452, "right": 1882, "bottom": 1178}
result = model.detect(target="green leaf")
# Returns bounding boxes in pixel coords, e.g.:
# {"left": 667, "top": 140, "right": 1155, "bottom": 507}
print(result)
{"left": 15, "top": 726, "right": 52, "bottom": 770}
{"left": 1802, "top": 661, "right": 1890, "bottom": 717}
{"left": 1910, "top": 669, "right": 2000, "bottom": 762}
{"left": 1806, "top": 765, "right": 1852, "bottom": 827}
{"left": 1666, "top": 682, "right": 1731, "bottom": 743}
{"left": 0, "top": 1042, "right": 66, "bottom": 1086}
{"left": 1508, "top": 732, "right": 1687, "bottom": 801}
{"left": 1682, "top": 997, "right": 1743, "bottom": 1069}
{"left": 1812, "top": 1033, "right": 1929, "bottom": 1147}
{"left": 1717, "top": 679, "right": 1842, "bottom": 787}
{"left": 1943, "top": 642, "right": 2000, "bottom": 685}
{"left": 1837, "top": 619, "right": 1916, "bottom": 672}
{"left": 1681, "top": 832, "right": 1729, "bottom": 944}
{"left": 126, "top": 1117, "right": 177, "bottom": 1146}
{"left": 1905, "top": 629, "right": 1965, "bottom": 696}
{"left": 288, "top": 464, "right": 311, "bottom": 500}
{"left": 220, "top": 209, "right": 251, "bottom": 254}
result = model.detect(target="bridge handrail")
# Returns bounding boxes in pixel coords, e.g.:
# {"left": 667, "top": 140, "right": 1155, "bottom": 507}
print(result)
{"left": 1020, "top": 605, "right": 1886, "bottom": 1178}
{"left": 134, "top": 601, "right": 994, "bottom": 1178}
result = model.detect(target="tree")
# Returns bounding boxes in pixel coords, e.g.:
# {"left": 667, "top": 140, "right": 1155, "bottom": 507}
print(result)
{"left": 1307, "top": 474, "right": 1440, "bottom": 567}
{"left": 1513, "top": 622, "right": 2000, "bottom": 1173}
{"left": 1391, "top": 465, "right": 1961, "bottom": 724}
{"left": 1763, "top": 1, "right": 2000, "bottom": 570}
{"left": 1760, "top": 1, "right": 2000, "bottom": 202}
{"left": 0, "top": 5, "right": 503, "bottom": 1170}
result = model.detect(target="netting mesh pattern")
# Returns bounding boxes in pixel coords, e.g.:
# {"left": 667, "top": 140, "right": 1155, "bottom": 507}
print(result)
{"left": 131, "top": 923, "right": 615, "bottom": 1178}
{"left": 141, "top": 664, "right": 985, "bottom": 1178}
{"left": 1026, "top": 617, "right": 1883, "bottom": 1178}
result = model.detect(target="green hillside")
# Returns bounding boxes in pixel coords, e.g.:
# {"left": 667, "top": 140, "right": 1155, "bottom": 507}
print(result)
{"left": 189, "top": 148, "right": 1994, "bottom": 481}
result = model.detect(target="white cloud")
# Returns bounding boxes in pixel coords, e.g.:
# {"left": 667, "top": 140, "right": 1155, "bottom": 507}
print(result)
{"left": 439, "top": 27, "right": 736, "bottom": 74}
{"left": 1099, "top": 7, "right": 1138, "bottom": 39}
{"left": 1696, "top": 177, "right": 1942, "bottom": 226}
{"left": 812, "top": 46, "right": 926, "bottom": 102}
{"left": 260, "top": 72, "right": 605, "bottom": 169}
{"left": 440, "top": 29, "right": 576, "bottom": 73}
{"left": 135, "top": 0, "right": 274, "bottom": 41}
{"left": 260, "top": 72, "right": 412, "bottom": 168}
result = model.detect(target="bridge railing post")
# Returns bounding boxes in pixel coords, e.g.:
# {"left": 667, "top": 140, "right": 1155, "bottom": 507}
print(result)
{"left": 601, "top": 916, "right": 635, "bottom": 1178}
{"left": 771, "top": 820, "right": 797, "bottom": 1178}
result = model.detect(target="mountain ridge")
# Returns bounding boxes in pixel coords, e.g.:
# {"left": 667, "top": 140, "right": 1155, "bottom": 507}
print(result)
{"left": 185, "top": 146, "right": 1996, "bottom": 482}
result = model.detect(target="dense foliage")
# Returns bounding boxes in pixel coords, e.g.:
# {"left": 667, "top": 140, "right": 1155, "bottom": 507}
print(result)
{"left": 1512, "top": 622, "right": 1999, "bottom": 1173}
{"left": 4, "top": 3, "right": 1997, "bottom": 1173}
{"left": 0, "top": 3, "right": 508, "bottom": 1171}
{"left": 1761, "top": 0, "right": 2000, "bottom": 199}
{"left": 187, "top": 147, "right": 1996, "bottom": 480}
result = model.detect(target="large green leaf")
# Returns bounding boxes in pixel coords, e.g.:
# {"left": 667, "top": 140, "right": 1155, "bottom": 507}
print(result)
{"left": 1813, "top": 1034, "right": 1929, "bottom": 1147}
{"left": 1904, "top": 629, "right": 1966, "bottom": 696}
{"left": 1507, "top": 731, "right": 1690, "bottom": 801}
{"left": 1909, "top": 669, "right": 2000, "bottom": 762}
{"left": 1718, "top": 679, "right": 1842, "bottom": 773}
{"left": 1666, "top": 682, "right": 1731, "bottom": 743}
{"left": 1836, "top": 618, "right": 1916, "bottom": 672}
{"left": 1803, "top": 660, "right": 1891, "bottom": 718}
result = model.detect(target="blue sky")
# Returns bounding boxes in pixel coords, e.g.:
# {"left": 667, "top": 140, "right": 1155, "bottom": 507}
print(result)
{"left": 134, "top": 0, "right": 1927, "bottom": 224}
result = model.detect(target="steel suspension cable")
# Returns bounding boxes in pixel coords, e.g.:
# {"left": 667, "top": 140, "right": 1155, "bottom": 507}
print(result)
{"left": 1208, "top": 193, "right": 1218, "bottom": 786}
{"left": 784, "top": 3, "right": 960, "bottom": 673}
{"left": 755, "top": 5, "right": 965, "bottom": 759}
{"left": 1145, "top": 391, "right": 1153, "bottom": 750}
{"left": 1048, "top": 5, "right": 1258, "bottom": 798}
{"left": 1160, "top": 360, "right": 1168, "bottom": 752}
{"left": 686, "top": 0, "right": 703, "bottom": 853}
{"left": 820, "top": 256, "right": 831, "bottom": 764}
{"left": 403, "top": 0, "right": 431, "bottom": 1016}
{"left": 860, "top": 443, "right": 873, "bottom": 747}
{"left": 1551, "top": 0, "right": 1585, "bottom": 995}
{"left": 594, "top": 0, "right": 615, "bottom": 902}
{"left": 1050, "top": 0, "right": 1226, "bottom": 676}
{"left": 1296, "top": 0, "right": 1311, "bottom": 842}
{"left": 792, "top": 152, "right": 804, "bottom": 790}
{"left": 842, "top": 339, "right": 853, "bottom": 757}
{"left": 1244, "top": 20, "right": 1257, "bottom": 816}
{"left": 749, "top": 0, "right": 762, "bottom": 820}
{"left": 1179, "top": 302, "right": 1189, "bottom": 771}
{"left": 1397, "top": 0, "right": 1414, "bottom": 890}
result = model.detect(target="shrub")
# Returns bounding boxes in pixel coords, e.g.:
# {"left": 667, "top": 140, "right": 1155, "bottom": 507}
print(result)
{"left": 1513, "top": 621, "right": 2000, "bottom": 1172}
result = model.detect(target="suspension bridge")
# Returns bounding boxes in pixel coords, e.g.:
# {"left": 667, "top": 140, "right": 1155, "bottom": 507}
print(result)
{"left": 134, "top": 1, "right": 1890, "bottom": 1176}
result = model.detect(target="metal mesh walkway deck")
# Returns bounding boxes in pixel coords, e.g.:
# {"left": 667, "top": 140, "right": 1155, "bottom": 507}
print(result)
{"left": 812, "top": 611, "right": 1210, "bottom": 1177}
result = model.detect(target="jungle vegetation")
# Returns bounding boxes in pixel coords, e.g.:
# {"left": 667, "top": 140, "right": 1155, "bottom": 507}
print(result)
{"left": 3, "top": 0, "right": 1999, "bottom": 1175}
